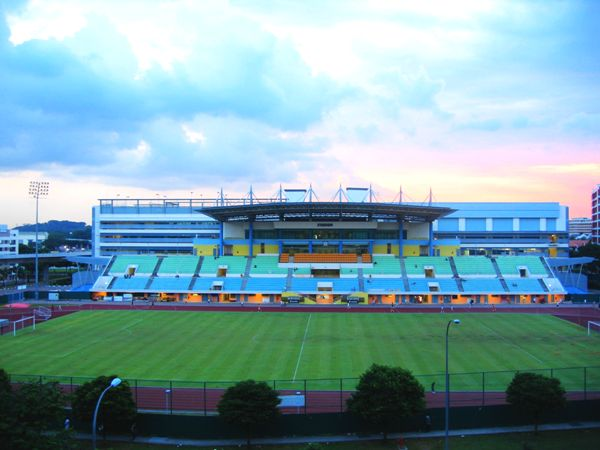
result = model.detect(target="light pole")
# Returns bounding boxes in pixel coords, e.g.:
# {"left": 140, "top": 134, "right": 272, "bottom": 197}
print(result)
{"left": 28, "top": 181, "right": 49, "bottom": 301}
{"left": 445, "top": 319, "right": 460, "bottom": 450}
{"left": 92, "top": 377, "right": 121, "bottom": 450}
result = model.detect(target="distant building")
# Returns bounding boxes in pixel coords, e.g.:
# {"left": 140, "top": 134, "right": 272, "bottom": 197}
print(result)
{"left": 593, "top": 185, "right": 600, "bottom": 244}
{"left": 15, "top": 230, "right": 49, "bottom": 246}
{"left": 568, "top": 217, "right": 592, "bottom": 239}
{"left": 0, "top": 225, "right": 19, "bottom": 256}
{"left": 91, "top": 189, "right": 569, "bottom": 258}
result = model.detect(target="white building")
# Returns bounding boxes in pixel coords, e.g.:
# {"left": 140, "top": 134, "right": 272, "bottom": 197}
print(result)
{"left": 0, "top": 225, "right": 19, "bottom": 256}
{"left": 593, "top": 185, "right": 600, "bottom": 244}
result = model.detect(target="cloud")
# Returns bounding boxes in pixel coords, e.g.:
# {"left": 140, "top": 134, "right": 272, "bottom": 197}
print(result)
{"left": 533, "top": 163, "right": 600, "bottom": 175}
{"left": 563, "top": 113, "right": 600, "bottom": 134}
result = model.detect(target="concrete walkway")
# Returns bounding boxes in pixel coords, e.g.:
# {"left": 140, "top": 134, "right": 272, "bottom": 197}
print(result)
{"left": 78, "top": 421, "right": 600, "bottom": 448}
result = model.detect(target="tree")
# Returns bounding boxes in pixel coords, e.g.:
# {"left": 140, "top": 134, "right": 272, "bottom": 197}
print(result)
{"left": 71, "top": 375, "right": 136, "bottom": 434}
{"left": 217, "top": 379, "right": 281, "bottom": 448}
{"left": 347, "top": 364, "right": 425, "bottom": 439}
{"left": 506, "top": 372, "right": 566, "bottom": 434}
{"left": 0, "top": 368, "right": 10, "bottom": 394}
{"left": 0, "top": 377, "right": 73, "bottom": 450}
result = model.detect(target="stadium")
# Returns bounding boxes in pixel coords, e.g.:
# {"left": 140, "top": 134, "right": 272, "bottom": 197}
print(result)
{"left": 1, "top": 186, "right": 599, "bottom": 433}
{"left": 88, "top": 186, "right": 570, "bottom": 304}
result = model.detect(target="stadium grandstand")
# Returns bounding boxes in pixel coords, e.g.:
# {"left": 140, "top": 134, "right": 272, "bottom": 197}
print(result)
{"left": 91, "top": 186, "right": 568, "bottom": 305}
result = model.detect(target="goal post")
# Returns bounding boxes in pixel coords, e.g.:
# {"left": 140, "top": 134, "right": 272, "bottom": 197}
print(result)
{"left": 12, "top": 316, "right": 36, "bottom": 336}
{"left": 587, "top": 321, "right": 600, "bottom": 336}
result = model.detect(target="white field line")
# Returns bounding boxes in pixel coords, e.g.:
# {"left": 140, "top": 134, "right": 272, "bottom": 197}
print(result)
{"left": 479, "top": 321, "right": 544, "bottom": 365}
{"left": 292, "top": 314, "right": 312, "bottom": 381}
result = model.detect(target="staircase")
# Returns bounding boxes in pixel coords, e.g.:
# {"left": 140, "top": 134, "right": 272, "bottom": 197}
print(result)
{"left": 152, "top": 257, "right": 164, "bottom": 276}
{"left": 449, "top": 257, "right": 464, "bottom": 291}
{"left": 491, "top": 257, "right": 509, "bottom": 292}
{"left": 357, "top": 268, "right": 365, "bottom": 291}
{"left": 194, "top": 256, "right": 204, "bottom": 276}
{"left": 286, "top": 268, "right": 293, "bottom": 291}
{"left": 399, "top": 258, "right": 410, "bottom": 291}
{"left": 103, "top": 256, "right": 117, "bottom": 275}
{"left": 241, "top": 257, "right": 253, "bottom": 291}
{"left": 106, "top": 277, "right": 117, "bottom": 290}
{"left": 540, "top": 257, "right": 553, "bottom": 277}
{"left": 144, "top": 277, "right": 154, "bottom": 290}
{"left": 490, "top": 257, "right": 503, "bottom": 278}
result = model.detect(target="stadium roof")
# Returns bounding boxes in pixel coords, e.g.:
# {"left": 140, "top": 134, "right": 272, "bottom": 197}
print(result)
{"left": 198, "top": 202, "right": 455, "bottom": 223}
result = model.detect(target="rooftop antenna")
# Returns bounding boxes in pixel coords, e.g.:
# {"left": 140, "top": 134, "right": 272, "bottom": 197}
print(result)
{"left": 429, "top": 187, "right": 433, "bottom": 206}
{"left": 308, "top": 184, "right": 314, "bottom": 202}
{"left": 369, "top": 184, "right": 373, "bottom": 203}
{"left": 248, "top": 185, "right": 255, "bottom": 206}
{"left": 219, "top": 188, "right": 225, "bottom": 206}
{"left": 334, "top": 184, "right": 348, "bottom": 203}
{"left": 279, "top": 184, "right": 284, "bottom": 203}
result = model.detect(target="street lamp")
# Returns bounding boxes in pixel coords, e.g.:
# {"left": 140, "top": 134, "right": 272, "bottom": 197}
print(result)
{"left": 28, "top": 181, "right": 49, "bottom": 301}
{"left": 92, "top": 377, "right": 121, "bottom": 450}
{"left": 445, "top": 319, "right": 460, "bottom": 450}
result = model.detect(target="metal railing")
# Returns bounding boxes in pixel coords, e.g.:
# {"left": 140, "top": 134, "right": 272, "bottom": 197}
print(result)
{"left": 10, "top": 365, "right": 600, "bottom": 415}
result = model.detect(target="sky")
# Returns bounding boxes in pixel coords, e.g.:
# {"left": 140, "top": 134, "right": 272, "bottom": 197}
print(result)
{"left": 0, "top": 0, "right": 599, "bottom": 227}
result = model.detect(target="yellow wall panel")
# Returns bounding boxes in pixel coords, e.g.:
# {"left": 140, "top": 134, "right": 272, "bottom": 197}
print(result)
{"left": 194, "top": 245, "right": 218, "bottom": 256}
{"left": 232, "top": 244, "right": 249, "bottom": 256}
{"left": 436, "top": 245, "right": 459, "bottom": 257}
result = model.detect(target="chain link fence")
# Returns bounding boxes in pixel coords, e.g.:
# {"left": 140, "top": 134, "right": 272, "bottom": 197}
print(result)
{"left": 9, "top": 365, "right": 600, "bottom": 415}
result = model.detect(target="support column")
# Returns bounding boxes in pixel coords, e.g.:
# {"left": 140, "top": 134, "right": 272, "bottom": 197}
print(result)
{"left": 398, "top": 219, "right": 404, "bottom": 257}
{"left": 308, "top": 241, "right": 313, "bottom": 253}
{"left": 368, "top": 241, "right": 373, "bottom": 254}
{"left": 338, "top": 241, "right": 343, "bottom": 253}
{"left": 428, "top": 221, "right": 434, "bottom": 256}
{"left": 249, "top": 220, "right": 254, "bottom": 257}
{"left": 219, "top": 222, "right": 224, "bottom": 256}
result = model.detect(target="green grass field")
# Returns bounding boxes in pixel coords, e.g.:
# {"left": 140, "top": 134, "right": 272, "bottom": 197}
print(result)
{"left": 1, "top": 311, "right": 599, "bottom": 391}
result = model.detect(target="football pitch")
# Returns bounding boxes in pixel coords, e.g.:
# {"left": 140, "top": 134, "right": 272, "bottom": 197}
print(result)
{"left": 1, "top": 311, "right": 599, "bottom": 389}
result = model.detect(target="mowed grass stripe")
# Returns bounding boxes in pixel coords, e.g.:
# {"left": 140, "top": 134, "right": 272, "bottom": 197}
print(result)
{"left": 1, "top": 311, "right": 599, "bottom": 386}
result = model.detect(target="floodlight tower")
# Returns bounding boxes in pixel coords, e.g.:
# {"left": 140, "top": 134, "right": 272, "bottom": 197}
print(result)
{"left": 28, "top": 181, "right": 49, "bottom": 301}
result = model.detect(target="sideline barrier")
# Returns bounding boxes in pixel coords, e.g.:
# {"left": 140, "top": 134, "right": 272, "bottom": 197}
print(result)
{"left": 10, "top": 365, "right": 600, "bottom": 415}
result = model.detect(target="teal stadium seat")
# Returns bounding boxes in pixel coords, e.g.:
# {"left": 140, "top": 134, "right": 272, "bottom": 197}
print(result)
{"left": 453, "top": 256, "right": 495, "bottom": 276}
{"left": 199, "top": 256, "right": 247, "bottom": 276}
{"left": 506, "top": 278, "right": 546, "bottom": 293}
{"left": 461, "top": 278, "right": 505, "bottom": 293}
{"left": 249, "top": 256, "right": 287, "bottom": 275}
{"left": 495, "top": 256, "right": 548, "bottom": 277}
{"left": 363, "top": 256, "right": 401, "bottom": 276}
{"left": 407, "top": 278, "right": 459, "bottom": 292}
{"left": 404, "top": 257, "right": 453, "bottom": 277}
{"left": 150, "top": 277, "right": 193, "bottom": 291}
{"left": 109, "top": 256, "right": 159, "bottom": 275}
{"left": 112, "top": 276, "right": 150, "bottom": 290}
{"left": 158, "top": 256, "right": 200, "bottom": 275}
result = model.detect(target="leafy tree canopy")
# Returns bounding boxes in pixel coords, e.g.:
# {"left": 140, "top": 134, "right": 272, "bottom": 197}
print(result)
{"left": 506, "top": 372, "right": 566, "bottom": 433}
{"left": 347, "top": 364, "right": 425, "bottom": 438}
{"left": 0, "top": 376, "right": 73, "bottom": 450}
{"left": 71, "top": 375, "right": 136, "bottom": 433}
{"left": 218, "top": 379, "right": 280, "bottom": 447}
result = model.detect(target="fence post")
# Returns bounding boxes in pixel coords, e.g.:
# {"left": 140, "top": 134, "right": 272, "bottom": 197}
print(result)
{"left": 583, "top": 367, "right": 587, "bottom": 401}
{"left": 203, "top": 382, "right": 207, "bottom": 416}
{"left": 135, "top": 379, "right": 138, "bottom": 411}
{"left": 339, "top": 378, "right": 343, "bottom": 413}
{"left": 170, "top": 381, "right": 173, "bottom": 415}
{"left": 304, "top": 379, "right": 307, "bottom": 415}
{"left": 482, "top": 371, "right": 485, "bottom": 407}
{"left": 70, "top": 377, "right": 73, "bottom": 396}
{"left": 550, "top": 368, "right": 554, "bottom": 378}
